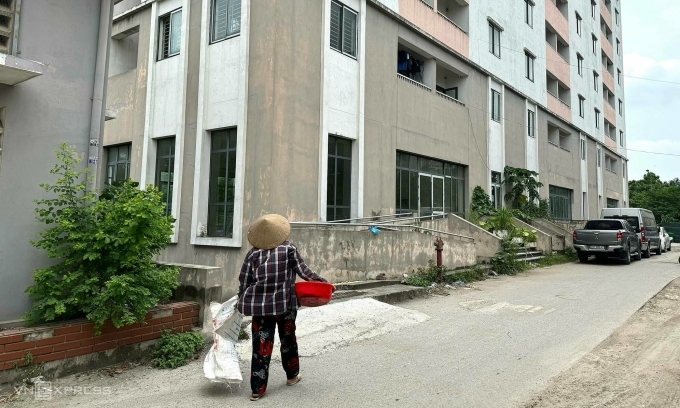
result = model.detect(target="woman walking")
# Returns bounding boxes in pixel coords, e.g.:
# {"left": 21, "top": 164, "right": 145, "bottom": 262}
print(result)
{"left": 237, "top": 214, "right": 329, "bottom": 401}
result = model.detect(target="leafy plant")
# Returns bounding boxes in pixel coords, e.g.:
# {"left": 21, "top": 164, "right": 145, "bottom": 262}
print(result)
{"left": 629, "top": 171, "right": 680, "bottom": 223}
{"left": 491, "top": 238, "right": 527, "bottom": 275}
{"left": 470, "top": 186, "right": 497, "bottom": 217}
{"left": 24, "top": 143, "right": 179, "bottom": 333}
{"left": 152, "top": 331, "right": 205, "bottom": 369}
{"left": 483, "top": 207, "right": 517, "bottom": 236}
{"left": 503, "top": 166, "right": 543, "bottom": 208}
{"left": 404, "top": 261, "right": 487, "bottom": 287}
{"left": 512, "top": 227, "right": 538, "bottom": 243}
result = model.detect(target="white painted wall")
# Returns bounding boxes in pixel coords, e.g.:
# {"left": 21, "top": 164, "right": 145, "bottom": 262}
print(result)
{"left": 488, "top": 79, "right": 504, "bottom": 178}
{"left": 468, "top": 0, "right": 547, "bottom": 106}
{"left": 612, "top": 0, "right": 626, "bottom": 158}
{"left": 525, "top": 101, "right": 538, "bottom": 173}
{"left": 318, "top": 0, "right": 366, "bottom": 221}
{"left": 190, "top": 0, "right": 250, "bottom": 247}
{"left": 568, "top": 0, "right": 603, "bottom": 143}
{"left": 580, "top": 134, "right": 588, "bottom": 218}
{"left": 376, "top": 0, "right": 398, "bottom": 13}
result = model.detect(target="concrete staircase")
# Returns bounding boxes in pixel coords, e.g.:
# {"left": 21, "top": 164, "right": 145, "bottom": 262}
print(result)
{"left": 515, "top": 249, "right": 544, "bottom": 263}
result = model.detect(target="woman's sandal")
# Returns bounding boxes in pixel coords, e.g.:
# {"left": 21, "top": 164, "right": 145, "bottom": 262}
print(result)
{"left": 250, "top": 393, "right": 264, "bottom": 401}
{"left": 286, "top": 375, "right": 302, "bottom": 386}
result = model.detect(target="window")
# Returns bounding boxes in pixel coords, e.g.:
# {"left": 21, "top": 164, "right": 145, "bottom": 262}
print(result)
{"left": 591, "top": 0, "right": 597, "bottom": 18}
{"left": 618, "top": 99, "right": 623, "bottom": 115}
{"left": 524, "top": 0, "right": 534, "bottom": 27}
{"left": 489, "top": 22, "right": 501, "bottom": 58}
{"left": 607, "top": 198, "right": 619, "bottom": 208}
{"left": 593, "top": 71, "right": 599, "bottom": 91}
{"left": 155, "top": 138, "right": 176, "bottom": 217}
{"left": 619, "top": 130, "right": 624, "bottom": 146}
{"left": 396, "top": 152, "right": 466, "bottom": 217}
{"left": 207, "top": 129, "right": 237, "bottom": 238}
{"left": 491, "top": 90, "right": 501, "bottom": 122}
{"left": 615, "top": 9, "right": 620, "bottom": 25}
{"left": 158, "top": 9, "right": 182, "bottom": 60}
{"left": 592, "top": 34, "right": 598, "bottom": 55}
{"left": 491, "top": 172, "right": 503, "bottom": 209}
{"left": 605, "top": 155, "right": 617, "bottom": 173}
{"left": 106, "top": 144, "right": 132, "bottom": 185}
{"left": 578, "top": 95, "right": 585, "bottom": 118}
{"left": 577, "top": 54, "right": 584, "bottom": 76}
{"left": 576, "top": 12, "right": 582, "bottom": 36}
{"left": 594, "top": 109, "right": 600, "bottom": 129}
{"left": 527, "top": 109, "right": 535, "bottom": 137}
{"left": 597, "top": 147, "right": 602, "bottom": 167}
{"left": 327, "top": 136, "right": 352, "bottom": 221}
{"left": 581, "top": 139, "right": 586, "bottom": 160}
{"left": 616, "top": 38, "right": 620, "bottom": 55}
{"left": 549, "top": 185, "right": 573, "bottom": 220}
{"left": 617, "top": 69, "right": 622, "bottom": 85}
{"left": 211, "top": 0, "right": 241, "bottom": 42}
{"left": 330, "top": 1, "right": 358, "bottom": 58}
{"left": 525, "top": 51, "right": 535, "bottom": 81}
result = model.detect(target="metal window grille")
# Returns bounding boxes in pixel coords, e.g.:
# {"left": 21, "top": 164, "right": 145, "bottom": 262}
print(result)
{"left": 330, "top": 1, "right": 358, "bottom": 58}
{"left": 158, "top": 9, "right": 182, "bottom": 60}
{"left": 549, "top": 185, "right": 573, "bottom": 220}
{"left": 207, "top": 129, "right": 237, "bottom": 238}
{"left": 211, "top": 0, "right": 241, "bottom": 42}
{"left": 327, "top": 136, "right": 352, "bottom": 222}
{"left": 155, "top": 138, "right": 176, "bottom": 217}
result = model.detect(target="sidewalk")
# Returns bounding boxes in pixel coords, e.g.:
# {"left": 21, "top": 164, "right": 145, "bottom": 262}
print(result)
{"left": 522, "top": 276, "right": 680, "bottom": 407}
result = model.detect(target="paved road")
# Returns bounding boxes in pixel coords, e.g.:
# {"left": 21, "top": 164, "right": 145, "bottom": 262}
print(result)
{"left": 8, "top": 252, "right": 680, "bottom": 408}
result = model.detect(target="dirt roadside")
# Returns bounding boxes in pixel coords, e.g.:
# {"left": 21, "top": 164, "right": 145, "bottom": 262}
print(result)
{"left": 522, "top": 276, "right": 680, "bottom": 408}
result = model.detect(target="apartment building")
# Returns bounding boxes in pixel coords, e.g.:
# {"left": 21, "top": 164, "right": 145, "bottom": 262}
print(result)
{"left": 0, "top": 0, "right": 116, "bottom": 322}
{"left": 97, "top": 0, "right": 628, "bottom": 300}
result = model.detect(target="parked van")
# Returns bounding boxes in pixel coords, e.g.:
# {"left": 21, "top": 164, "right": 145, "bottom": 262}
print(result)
{"left": 601, "top": 208, "right": 662, "bottom": 258}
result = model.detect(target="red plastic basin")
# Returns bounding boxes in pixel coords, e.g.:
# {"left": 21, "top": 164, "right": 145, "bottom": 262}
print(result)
{"left": 295, "top": 281, "right": 334, "bottom": 307}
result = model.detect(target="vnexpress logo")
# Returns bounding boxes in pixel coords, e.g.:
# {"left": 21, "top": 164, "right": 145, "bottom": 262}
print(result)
{"left": 34, "top": 380, "right": 52, "bottom": 401}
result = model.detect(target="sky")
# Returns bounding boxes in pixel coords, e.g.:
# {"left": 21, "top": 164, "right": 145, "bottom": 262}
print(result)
{"left": 622, "top": 0, "right": 680, "bottom": 181}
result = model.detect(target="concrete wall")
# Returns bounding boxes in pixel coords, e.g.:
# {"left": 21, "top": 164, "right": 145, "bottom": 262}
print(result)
{"left": 289, "top": 227, "right": 476, "bottom": 282}
{"left": 0, "top": 1, "right": 107, "bottom": 322}
{"left": 444, "top": 214, "right": 501, "bottom": 262}
{"left": 513, "top": 217, "right": 554, "bottom": 254}
{"left": 504, "top": 89, "right": 527, "bottom": 170}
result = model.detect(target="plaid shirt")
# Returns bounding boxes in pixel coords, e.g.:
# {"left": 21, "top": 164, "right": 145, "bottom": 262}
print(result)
{"left": 237, "top": 241, "right": 327, "bottom": 317}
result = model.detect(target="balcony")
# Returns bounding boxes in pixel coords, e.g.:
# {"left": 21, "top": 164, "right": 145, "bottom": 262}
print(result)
{"left": 604, "top": 101, "right": 616, "bottom": 127}
{"left": 605, "top": 135, "right": 617, "bottom": 150}
{"left": 600, "top": 1, "right": 613, "bottom": 30}
{"left": 546, "top": 44, "right": 570, "bottom": 87}
{"left": 602, "top": 67, "right": 615, "bottom": 93}
{"left": 547, "top": 91, "right": 571, "bottom": 122}
{"left": 399, "top": 0, "right": 469, "bottom": 57}
{"left": 545, "top": 0, "right": 569, "bottom": 44}
{"left": 601, "top": 36, "right": 613, "bottom": 60}
{"left": 0, "top": 54, "right": 43, "bottom": 86}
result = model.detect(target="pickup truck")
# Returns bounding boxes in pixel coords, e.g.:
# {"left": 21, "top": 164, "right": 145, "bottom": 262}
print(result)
{"left": 573, "top": 219, "right": 642, "bottom": 265}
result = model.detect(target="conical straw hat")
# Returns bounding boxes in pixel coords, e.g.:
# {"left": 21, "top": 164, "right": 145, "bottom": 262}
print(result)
{"left": 247, "top": 214, "right": 291, "bottom": 250}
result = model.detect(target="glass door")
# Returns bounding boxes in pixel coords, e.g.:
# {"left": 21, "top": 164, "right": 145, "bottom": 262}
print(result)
{"left": 419, "top": 174, "right": 446, "bottom": 216}
{"left": 432, "top": 176, "right": 445, "bottom": 215}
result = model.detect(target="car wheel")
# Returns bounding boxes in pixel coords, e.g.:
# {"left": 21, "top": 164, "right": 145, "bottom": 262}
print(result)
{"left": 578, "top": 253, "right": 589, "bottom": 263}
{"left": 623, "top": 249, "right": 631, "bottom": 265}
{"left": 635, "top": 243, "right": 643, "bottom": 261}
{"left": 656, "top": 243, "right": 663, "bottom": 255}
{"left": 643, "top": 244, "right": 651, "bottom": 258}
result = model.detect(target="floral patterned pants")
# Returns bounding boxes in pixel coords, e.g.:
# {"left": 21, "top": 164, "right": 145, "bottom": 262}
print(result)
{"left": 250, "top": 309, "right": 300, "bottom": 395}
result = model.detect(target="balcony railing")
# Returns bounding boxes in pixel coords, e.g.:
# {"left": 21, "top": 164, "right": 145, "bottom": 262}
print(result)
{"left": 546, "top": 43, "right": 570, "bottom": 87}
{"left": 600, "top": 1, "right": 613, "bottom": 29}
{"left": 418, "top": 0, "right": 433, "bottom": 10}
{"left": 398, "top": 73, "right": 432, "bottom": 92}
{"left": 436, "top": 11, "right": 467, "bottom": 34}
{"left": 545, "top": 0, "right": 569, "bottom": 43}
{"left": 398, "top": 0, "right": 469, "bottom": 58}
{"left": 547, "top": 91, "right": 571, "bottom": 122}
{"left": 436, "top": 91, "right": 465, "bottom": 106}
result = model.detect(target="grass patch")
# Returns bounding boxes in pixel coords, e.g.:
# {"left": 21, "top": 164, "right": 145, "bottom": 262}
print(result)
{"left": 528, "top": 252, "right": 578, "bottom": 268}
{"left": 152, "top": 331, "right": 205, "bottom": 369}
{"left": 404, "top": 261, "right": 487, "bottom": 287}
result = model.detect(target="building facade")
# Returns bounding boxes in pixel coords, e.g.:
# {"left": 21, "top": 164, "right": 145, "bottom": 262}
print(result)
{"left": 99, "top": 0, "right": 629, "bottom": 301}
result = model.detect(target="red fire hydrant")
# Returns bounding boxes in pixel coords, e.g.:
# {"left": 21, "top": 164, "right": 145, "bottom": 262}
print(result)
{"left": 434, "top": 237, "right": 444, "bottom": 283}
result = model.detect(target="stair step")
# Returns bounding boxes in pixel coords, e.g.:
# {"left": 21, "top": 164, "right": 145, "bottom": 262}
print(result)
{"left": 521, "top": 256, "right": 545, "bottom": 262}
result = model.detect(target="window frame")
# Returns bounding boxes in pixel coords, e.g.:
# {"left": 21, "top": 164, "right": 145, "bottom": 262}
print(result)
{"left": 617, "top": 69, "right": 622, "bottom": 85}
{"left": 489, "top": 21, "right": 502, "bottom": 58}
{"left": 577, "top": 53, "right": 584, "bottom": 76}
{"left": 549, "top": 185, "right": 573, "bottom": 221}
{"left": 578, "top": 95, "right": 585, "bottom": 118}
{"left": 591, "top": 0, "right": 597, "bottom": 19}
{"left": 330, "top": 1, "right": 359, "bottom": 59}
{"left": 594, "top": 109, "right": 601, "bottom": 129}
{"left": 593, "top": 71, "right": 599, "bottom": 92}
{"left": 576, "top": 12, "right": 582, "bottom": 36}
{"left": 618, "top": 99, "right": 623, "bottom": 115}
{"left": 527, "top": 109, "right": 536, "bottom": 137}
{"left": 491, "top": 89, "right": 501, "bottom": 122}
{"left": 206, "top": 128, "right": 238, "bottom": 238}
{"left": 592, "top": 34, "right": 598, "bottom": 55}
{"left": 524, "top": 0, "right": 534, "bottom": 28}
{"left": 155, "top": 137, "right": 176, "bottom": 217}
{"left": 210, "top": 0, "right": 242, "bottom": 44}
{"left": 327, "top": 135, "right": 353, "bottom": 222}
{"left": 158, "top": 8, "right": 182, "bottom": 61}
{"left": 616, "top": 38, "right": 620, "bottom": 55}
{"left": 525, "top": 50, "right": 535, "bottom": 82}
{"left": 105, "top": 143, "right": 132, "bottom": 186}
{"left": 619, "top": 130, "right": 624, "bottom": 146}
{"left": 581, "top": 139, "right": 586, "bottom": 160}
{"left": 615, "top": 9, "right": 620, "bottom": 25}
{"left": 491, "top": 171, "right": 503, "bottom": 209}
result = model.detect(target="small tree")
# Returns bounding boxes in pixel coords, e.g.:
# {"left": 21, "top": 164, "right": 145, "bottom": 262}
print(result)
{"left": 470, "top": 186, "right": 496, "bottom": 217}
{"left": 502, "top": 166, "right": 543, "bottom": 209}
{"left": 25, "top": 144, "right": 179, "bottom": 333}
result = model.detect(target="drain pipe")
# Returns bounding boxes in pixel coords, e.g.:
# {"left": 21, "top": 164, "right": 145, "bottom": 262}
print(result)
{"left": 434, "top": 237, "right": 444, "bottom": 283}
{"left": 87, "top": 0, "right": 114, "bottom": 191}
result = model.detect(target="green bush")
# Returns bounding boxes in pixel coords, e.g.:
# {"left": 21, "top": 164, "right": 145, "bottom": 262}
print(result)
{"left": 470, "top": 186, "right": 497, "bottom": 217}
{"left": 491, "top": 238, "right": 527, "bottom": 275}
{"left": 152, "top": 331, "right": 205, "bottom": 369}
{"left": 404, "top": 261, "right": 487, "bottom": 287}
{"left": 24, "top": 144, "right": 179, "bottom": 333}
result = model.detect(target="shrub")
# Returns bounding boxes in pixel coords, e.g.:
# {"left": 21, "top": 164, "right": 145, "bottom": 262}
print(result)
{"left": 152, "top": 331, "right": 205, "bottom": 369}
{"left": 491, "top": 238, "right": 526, "bottom": 275}
{"left": 404, "top": 261, "right": 487, "bottom": 287}
{"left": 470, "top": 186, "right": 496, "bottom": 217}
{"left": 24, "top": 144, "right": 179, "bottom": 333}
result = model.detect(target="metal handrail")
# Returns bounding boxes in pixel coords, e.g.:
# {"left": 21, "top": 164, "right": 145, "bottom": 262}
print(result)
{"left": 436, "top": 91, "right": 466, "bottom": 107}
{"left": 397, "top": 73, "right": 432, "bottom": 92}
{"left": 290, "top": 221, "right": 474, "bottom": 242}
{"left": 372, "top": 213, "right": 448, "bottom": 225}
{"left": 326, "top": 212, "right": 415, "bottom": 224}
